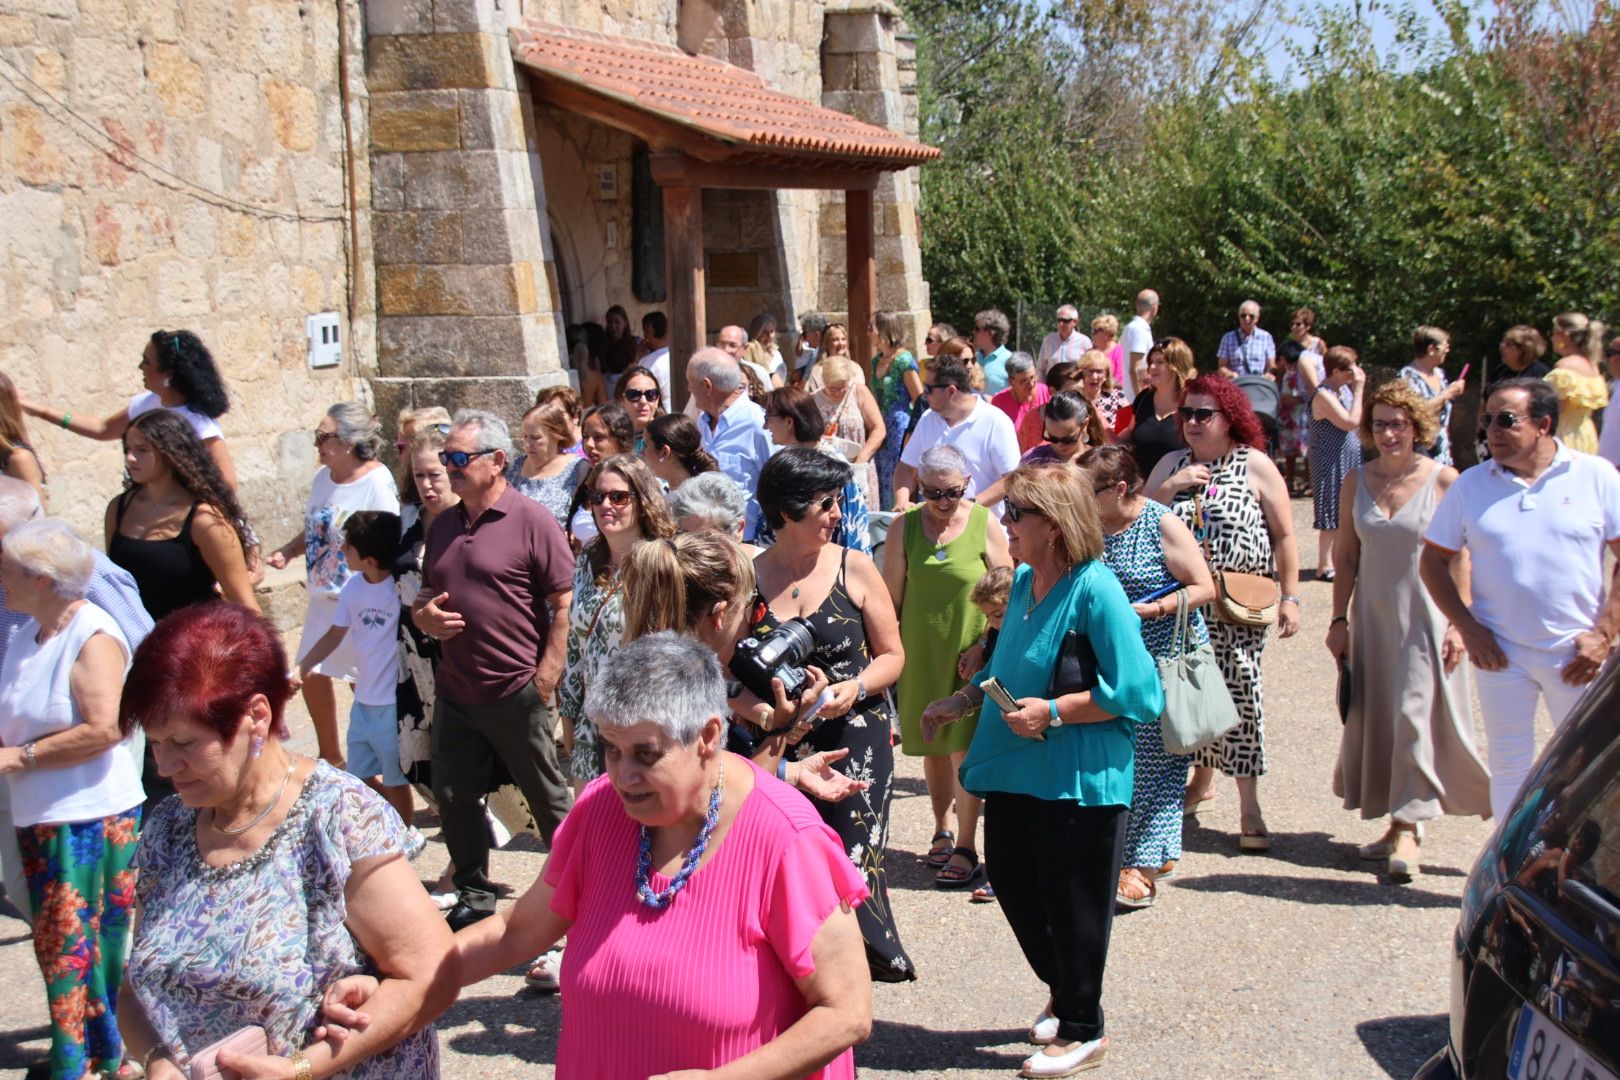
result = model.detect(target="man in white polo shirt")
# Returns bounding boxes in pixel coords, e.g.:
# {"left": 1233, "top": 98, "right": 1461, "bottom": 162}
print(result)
{"left": 1420, "top": 377, "right": 1620, "bottom": 817}
{"left": 892, "top": 353, "right": 1020, "bottom": 513}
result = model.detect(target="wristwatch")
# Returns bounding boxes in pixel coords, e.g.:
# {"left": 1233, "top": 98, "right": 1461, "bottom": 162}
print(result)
{"left": 1048, "top": 699, "right": 1064, "bottom": 727}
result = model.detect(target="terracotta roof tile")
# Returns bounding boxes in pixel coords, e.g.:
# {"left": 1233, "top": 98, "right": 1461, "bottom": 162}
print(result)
{"left": 510, "top": 21, "right": 939, "bottom": 169}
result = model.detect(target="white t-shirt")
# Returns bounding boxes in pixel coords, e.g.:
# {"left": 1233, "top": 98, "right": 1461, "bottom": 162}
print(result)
{"left": 1425, "top": 442, "right": 1620, "bottom": 651}
{"left": 303, "top": 465, "right": 402, "bottom": 597}
{"left": 332, "top": 573, "right": 401, "bottom": 705}
{"left": 1038, "top": 330, "right": 1093, "bottom": 376}
{"left": 0, "top": 603, "right": 142, "bottom": 826}
{"left": 643, "top": 347, "right": 671, "bottom": 409}
{"left": 1121, "top": 316, "right": 1153, "bottom": 398}
{"left": 128, "top": 391, "right": 223, "bottom": 442}
{"left": 900, "top": 398, "right": 1021, "bottom": 511}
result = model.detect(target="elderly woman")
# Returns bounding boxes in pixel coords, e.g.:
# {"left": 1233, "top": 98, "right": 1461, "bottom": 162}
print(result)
{"left": 1326, "top": 381, "right": 1489, "bottom": 882}
{"left": 669, "top": 470, "right": 755, "bottom": 548}
{"left": 811, "top": 355, "right": 885, "bottom": 508}
{"left": 24, "top": 329, "right": 239, "bottom": 490}
{"left": 920, "top": 465, "right": 1164, "bottom": 1078}
{"left": 1076, "top": 349, "right": 1130, "bottom": 436}
{"left": 1089, "top": 314, "right": 1126, "bottom": 392}
{"left": 566, "top": 403, "right": 634, "bottom": 547}
{"left": 507, "top": 398, "right": 589, "bottom": 529}
{"left": 752, "top": 447, "right": 913, "bottom": 982}
{"left": 0, "top": 519, "right": 145, "bottom": 1079}
{"left": 866, "top": 310, "right": 923, "bottom": 508}
{"left": 1309, "top": 346, "right": 1367, "bottom": 582}
{"left": 1400, "top": 326, "right": 1466, "bottom": 465}
{"left": 761, "top": 387, "right": 872, "bottom": 553}
{"left": 1119, "top": 336, "right": 1196, "bottom": 476}
{"left": 266, "top": 402, "right": 400, "bottom": 767}
{"left": 611, "top": 364, "right": 666, "bottom": 450}
{"left": 116, "top": 603, "right": 454, "bottom": 1079}
{"left": 991, "top": 353, "right": 1052, "bottom": 454}
{"left": 1146, "top": 375, "right": 1301, "bottom": 851}
{"left": 1080, "top": 446, "right": 1216, "bottom": 909}
{"left": 882, "top": 445, "right": 1011, "bottom": 889}
{"left": 559, "top": 455, "right": 676, "bottom": 787}
{"left": 641, "top": 413, "right": 718, "bottom": 491}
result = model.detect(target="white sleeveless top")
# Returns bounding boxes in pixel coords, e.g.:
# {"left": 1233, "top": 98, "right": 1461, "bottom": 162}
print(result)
{"left": 0, "top": 603, "right": 142, "bottom": 826}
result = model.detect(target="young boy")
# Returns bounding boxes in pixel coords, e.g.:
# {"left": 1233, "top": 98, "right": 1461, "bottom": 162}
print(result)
{"left": 296, "top": 509, "right": 413, "bottom": 825}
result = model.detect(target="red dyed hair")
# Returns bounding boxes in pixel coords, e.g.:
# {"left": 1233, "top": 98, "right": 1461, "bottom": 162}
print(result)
{"left": 119, "top": 602, "right": 292, "bottom": 740}
{"left": 1179, "top": 375, "right": 1268, "bottom": 451}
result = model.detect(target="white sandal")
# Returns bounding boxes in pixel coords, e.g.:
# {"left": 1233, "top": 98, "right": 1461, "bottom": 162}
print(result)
{"left": 524, "top": 947, "right": 564, "bottom": 993}
{"left": 1020, "top": 1036, "right": 1108, "bottom": 1077}
{"left": 1029, "top": 1009, "right": 1059, "bottom": 1045}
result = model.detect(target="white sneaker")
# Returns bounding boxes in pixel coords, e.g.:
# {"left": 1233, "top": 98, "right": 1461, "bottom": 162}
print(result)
{"left": 1020, "top": 1036, "right": 1107, "bottom": 1077}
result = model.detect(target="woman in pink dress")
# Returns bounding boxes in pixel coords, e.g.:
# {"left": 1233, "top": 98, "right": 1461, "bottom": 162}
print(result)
{"left": 322, "top": 632, "right": 873, "bottom": 1080}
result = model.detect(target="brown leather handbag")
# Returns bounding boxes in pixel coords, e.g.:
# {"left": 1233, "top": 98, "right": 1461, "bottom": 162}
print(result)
{"left": 1192, "top": 491, "right": 1279, "bottom": 627}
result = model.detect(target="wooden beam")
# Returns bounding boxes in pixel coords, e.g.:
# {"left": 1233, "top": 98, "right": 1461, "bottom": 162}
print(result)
{"left": 846, "top": 187, "right": 876, "bottom": 373}
{"left": 663, "top": 184, "right": 705, "bottom": 409}
{"left": 650, "top": 151, "right": 881, "bottom": 192}
{"left": 529, "top": 77, "right": 739, "bottom": 163}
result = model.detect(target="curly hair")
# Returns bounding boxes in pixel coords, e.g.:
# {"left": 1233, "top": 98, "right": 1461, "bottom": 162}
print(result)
{"left": 149, "top": 330, "right": 230, "bottom": 418}
{"left": 578, "top": 454, "right": 676, "bottom": 586}
{"left": 1359, "top": 379, "right": 1439, "bottom": 451}
{"left": 126, "top": 410, "right": 253, "bottom": 556}
{"left": 1179, "top": 374, "right": 1267, "bottom": 451}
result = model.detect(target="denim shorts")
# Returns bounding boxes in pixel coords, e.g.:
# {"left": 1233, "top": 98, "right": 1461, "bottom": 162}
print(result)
{"left": 347, "top": 700, "right": 407, "bottom": 787}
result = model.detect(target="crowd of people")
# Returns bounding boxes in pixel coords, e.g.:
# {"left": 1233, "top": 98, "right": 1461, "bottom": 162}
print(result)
{"left": 0, "top": 295, "right": 1615, "bottom": 1080}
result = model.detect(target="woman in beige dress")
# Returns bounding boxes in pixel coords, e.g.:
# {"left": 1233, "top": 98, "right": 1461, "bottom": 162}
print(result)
{"left": 1324, "top": 380, "right": 1490, "bottom": 882}
{"left": 811, "top": 355, "right": 885, "bottom": 509}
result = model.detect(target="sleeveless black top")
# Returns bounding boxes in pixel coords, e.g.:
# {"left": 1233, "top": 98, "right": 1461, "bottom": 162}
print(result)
{"left": 107, "top": 493, "right": 217, "bottom": 621}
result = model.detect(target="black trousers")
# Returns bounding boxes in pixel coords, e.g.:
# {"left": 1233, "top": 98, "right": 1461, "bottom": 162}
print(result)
{"left": 432, "top": 681, "right": 571, "bottom": 909}
{"left": 984, "top": 794, "right": 1127, "bottom": 1043}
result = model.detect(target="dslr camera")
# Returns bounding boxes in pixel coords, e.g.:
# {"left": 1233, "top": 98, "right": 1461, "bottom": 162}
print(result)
{"left": 729, "top": 618, "right": 815, "bottom": 704}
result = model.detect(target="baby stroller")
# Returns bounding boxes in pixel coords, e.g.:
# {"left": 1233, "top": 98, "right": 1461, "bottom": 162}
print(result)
{"left": 1234, "top": 375, "right": 1281, "bottom": 455}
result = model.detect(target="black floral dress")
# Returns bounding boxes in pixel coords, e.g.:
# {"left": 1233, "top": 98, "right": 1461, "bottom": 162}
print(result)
{"left": 392, "top": 514, "right": 438, "bottom": 788}
{"left": 751, "top": 549, "right": 915, "bottom": 982}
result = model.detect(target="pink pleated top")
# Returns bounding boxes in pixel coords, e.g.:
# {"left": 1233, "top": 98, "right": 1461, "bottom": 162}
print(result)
{"left": 545, "top": 755, "right": 870, "bottom": 1079}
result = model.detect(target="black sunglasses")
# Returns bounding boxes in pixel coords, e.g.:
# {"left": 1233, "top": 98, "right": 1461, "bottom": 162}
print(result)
{"left": 921, "top": 485, "right": 965, "bottom": 501}
{"left": 438, "top": 448, "right": 499, "bottom": 468}
{"left": 1179, "top": 407, "right": 1219, "bottom": 423}
{"left": 1003, "top": 500, "right": 1045, "bottom": 522}
{"left": 1043, "top": 431, "right": 1082, "bottom": 446}
{"left": 925, "top": 383, "right": 954, "bottom": 393}
{"left": 795, "top": 494, "right": 839, "bottom": 518}
{"left": 584, "top": 488, "right": 634, "bottom": 507}
{"left": 620, "top": 388, "right": 660, "bottom": 404}
{"left": 1479, "top": 410, "right": 1530, "bottom": 430}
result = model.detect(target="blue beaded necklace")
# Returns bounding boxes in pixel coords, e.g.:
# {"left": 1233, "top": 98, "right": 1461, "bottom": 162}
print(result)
{"left": 635, "top": 757, "right": 726, "bottom": 910}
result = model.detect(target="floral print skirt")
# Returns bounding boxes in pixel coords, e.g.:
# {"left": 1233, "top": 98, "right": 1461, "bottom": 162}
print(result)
{"left": 19, "top": 806, "right": 141, "bottom": 1079}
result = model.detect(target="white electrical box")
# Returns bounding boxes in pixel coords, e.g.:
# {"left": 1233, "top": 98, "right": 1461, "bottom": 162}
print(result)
{"left": 307, "top": 312, "right": 342, "bottom": 369}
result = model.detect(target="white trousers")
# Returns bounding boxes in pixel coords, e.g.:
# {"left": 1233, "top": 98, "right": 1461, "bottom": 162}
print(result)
{"left": 1474, "top": 641, "right": 1589, "bottom": 820}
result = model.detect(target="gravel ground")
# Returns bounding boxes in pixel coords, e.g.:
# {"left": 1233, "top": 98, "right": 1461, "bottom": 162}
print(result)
{"left": 0, "top": 498, "right": 1548, "bottom": 1078}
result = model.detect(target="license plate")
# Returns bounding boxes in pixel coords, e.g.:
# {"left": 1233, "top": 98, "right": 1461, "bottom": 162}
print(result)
{"left": 1509, "top": 1003, "right": 1620, "bottom": 1080}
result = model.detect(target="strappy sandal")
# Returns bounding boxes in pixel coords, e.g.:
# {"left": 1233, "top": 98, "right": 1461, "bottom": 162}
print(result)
{"left": 935, "top": 847, "right": 986, "bottom": 889}
{"left": 1115, "top": 867, "right": 1157, "bottom": 910}
{"left": 970, "top": 882, "right": 997, "bottom": 903}
{"left": 925, "top": 830, "right": 955, "bottom": 869}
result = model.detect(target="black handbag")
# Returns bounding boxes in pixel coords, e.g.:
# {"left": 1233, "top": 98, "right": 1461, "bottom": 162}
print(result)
{"left": 1047, "top": 629, "right": 1099, "bottom": 699}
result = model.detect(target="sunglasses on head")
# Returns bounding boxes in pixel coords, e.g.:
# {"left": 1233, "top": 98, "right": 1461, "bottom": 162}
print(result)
{"left": 1179, "top": 406, "right": 1219, "bottom": 423}
{"left": 620, "top": 388, "right": 660, "bottom": 404}
{"left": 1003, "top": 500, "right": 1045, "bottom": 523}
{"left": 438, "top": 448, "right": 499, "bottom": 468}
{"left": 1043, "top": 431, "right": 1082, "bottom": 445}
{"left": 584, "top": 488, "right": 634, "bottom": 507}
{"left": 1480, "top": 410, "right": 1530, "bottom": 430}
{"left": 921, "top": 485, "right": 965, "bottom": 501}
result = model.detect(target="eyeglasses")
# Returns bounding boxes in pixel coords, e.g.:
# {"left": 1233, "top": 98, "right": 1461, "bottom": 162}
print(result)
{"left": 584, "top": 488, "right": 634, "bottom": 507}
{"left": 313, "top": 430, "right": 339, "bottom": 447}
{"left": 1043, "top": 431, "right": 1082, "bottom": 446}
{"left": 1179, "top": 407, "right": 1219, "bottom": 423}
{"left": 438, "top": 448, "right": 499, "bottom": 468}
{"left": 1370, "top": 420, "right": 1411, "bottom": 435}
{"left": 1003, "top": 500, "right": 1045, "bottom": 522}
{"left": 924, "top": 335, "right": 942, "bottom": 345}
{"left": 921, "top": 485, "right": 965, "bottom": 501}
{"left": 1480, "top": 410, "right": 1529, "bottom": 430}
{"left": 796, "top": 494, "right": 838, "bottom": 518}
{"left": 620, "top": 388, "right": 660, "bottom": 404}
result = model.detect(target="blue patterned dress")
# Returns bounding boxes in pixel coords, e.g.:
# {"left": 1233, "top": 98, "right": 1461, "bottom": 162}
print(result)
{"left": 128, "top": 764, "right": 440, "bottom": 1077}
{"left": 870, "top": 351, "right": 919, "bottom": 509}
{"left": 1102, "top": 500, "right": 1209, "bottom": 869}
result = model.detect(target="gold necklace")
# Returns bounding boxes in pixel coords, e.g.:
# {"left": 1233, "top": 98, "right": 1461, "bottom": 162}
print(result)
{"left": 211, "top": 757, "right": 296, "bottom": 836}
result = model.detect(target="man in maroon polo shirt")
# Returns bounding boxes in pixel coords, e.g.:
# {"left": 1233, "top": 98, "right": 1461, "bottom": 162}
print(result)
{"left": 414, "top": 410, "right": 573, "bottom": 928}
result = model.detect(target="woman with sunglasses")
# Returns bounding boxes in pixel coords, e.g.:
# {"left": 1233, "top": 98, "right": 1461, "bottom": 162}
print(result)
{"left": 751, "top": 447, "right": 915, "bottom": 982}
{"left": 760, "top": 387, "right": 872, "bottom": 553}
{"left": 919, "top": 464, "right": 1163, "bottom": 1078}
{"left": 507, "top": 399, "right": 589, "bottom": 529}
{"left": 564, "top": 403, "right": 634, "bottom": 548}
{"left": 266, "top": 402, "right": 399, "bottom": 768}
{"left": 1144, "top": 376, "right": 1300, "bottom": 852}
{"left": 558, "top": 454, "right": 676, "bottom": 790}
{"left": 882, "top": 444, "right": 1011, "bottom": 891}
{"left": 1118, "top": 337, "right": 1196, "bottom": 476}
{"left": 1308, "top": 347, "right": 1367, "bottom": 582}
{"left": 610, "top": 364, "right": 665, "bottom": 451}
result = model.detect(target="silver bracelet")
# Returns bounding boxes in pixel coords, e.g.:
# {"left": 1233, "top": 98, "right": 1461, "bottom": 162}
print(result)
{"left": 21, "top": 742, "right": 37, "bottom": 769}
{"left": 1280, "top": 594, "right": 1301, "bottom": 606}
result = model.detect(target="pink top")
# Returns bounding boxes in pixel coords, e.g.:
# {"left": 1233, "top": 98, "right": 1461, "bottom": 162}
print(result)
{"left": 992, "top": 383, "right": 1052, "bottom": 452}
{"left": 546, "top": 757, "right": 870, "bottom": 1079}
{"left": 1106, "top": 343, "right": 1127, "bottom": 388}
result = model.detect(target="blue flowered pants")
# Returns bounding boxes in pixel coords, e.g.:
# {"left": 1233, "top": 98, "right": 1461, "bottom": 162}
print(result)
{"left": 1122, "top": 719, "right": 1188, "bottom": 868}
{"left": 17, "top": 806, "right": 141, "bottom": 1079}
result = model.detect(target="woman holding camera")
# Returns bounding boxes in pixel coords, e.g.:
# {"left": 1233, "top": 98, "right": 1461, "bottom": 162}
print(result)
{"left": 751, "top": 447, "right": 914, "bottom": 983}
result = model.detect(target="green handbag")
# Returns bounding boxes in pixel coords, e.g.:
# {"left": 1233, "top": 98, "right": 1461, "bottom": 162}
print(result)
{"left": 1157, "top": 591, "right": 1241, "bottom": 755}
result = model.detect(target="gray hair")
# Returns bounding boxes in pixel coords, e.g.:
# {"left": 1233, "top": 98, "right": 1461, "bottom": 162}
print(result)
{"left": 689, "top": 347, "right": 742, "bottom": 394}
{"left": 1056, "top": 304, "right": 1078, "bottom": 322}
{"left": 585, "top": 631, "right": 728, "bottom": 745}
{"left": 0, "top": 476, "right": 42, "bottom": 534}
{"left": 668, "top": 471, "right": 747, "bottom": 532}
{"left": 1135, "top": 289, "right": 1158, "bottom": 315}
{"left": 326, "top": 402, "right": 385, "bottom": 461}
{"left": 451, "top": 409, "right": 514, "bottom": 455}
{"left": 918, "top": 444, "right": 971, "bottom": 481}
{"left": 974, "top": 308, "right": 1010, "bottom": 346}
{"left": 1006, "top": 352, "right": 1035, "bottom": 377}
{"left": 3, "top": 518, "right": 93, "bottom": 600}
{"left": 800, "top": 312, "right": 828, "bottom": 335}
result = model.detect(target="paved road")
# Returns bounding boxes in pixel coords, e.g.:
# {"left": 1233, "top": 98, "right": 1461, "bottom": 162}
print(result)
{"left": 0, "top": 499, "right": 1538, "bottom": 1077}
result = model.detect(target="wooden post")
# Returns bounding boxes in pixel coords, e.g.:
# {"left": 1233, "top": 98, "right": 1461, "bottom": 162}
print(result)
{"left": 663, "top": 184, "right": 705, "bottom": 410}
{"left": 845, "top": 187, "right": 876, "bottom": 374}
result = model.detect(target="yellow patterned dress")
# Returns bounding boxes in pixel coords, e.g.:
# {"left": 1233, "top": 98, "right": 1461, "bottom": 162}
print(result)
{"left": 1546, "top": 367, "right": 1609, "bottom": 454}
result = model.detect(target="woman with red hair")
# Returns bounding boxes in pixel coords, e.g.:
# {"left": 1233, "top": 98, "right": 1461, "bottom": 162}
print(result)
{"left": 1144, "top": 375, "right": 1301, "bottom": 852}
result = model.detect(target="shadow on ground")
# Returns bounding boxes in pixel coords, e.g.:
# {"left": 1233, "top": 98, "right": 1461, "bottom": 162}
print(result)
{"left": 440, "top": 990, "right": 562, "bottom": 1064}
{"left": 859, "top": 1019, "right": 1032, "bottom": 1073}
{"left": 1356, "top": 1013, "right": 1448, "bottom": 1078}
{"left": 1174, "top": 872, "right": 1460, "bottom": 909}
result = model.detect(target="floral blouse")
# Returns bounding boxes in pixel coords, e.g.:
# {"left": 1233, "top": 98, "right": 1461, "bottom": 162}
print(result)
{"left": 129, "top": 765, "right": 439, "bottom": 1077}
{"left": 559, "top": 548, "right": 626, "bottom": 781}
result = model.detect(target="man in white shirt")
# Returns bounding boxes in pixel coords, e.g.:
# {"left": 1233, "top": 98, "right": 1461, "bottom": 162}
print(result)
{"left": 1121, "top": 289, "right": 1158, "bottom": 399}
{"left": 892, "top": 354, "right": 1020, "bottom": 514}
{"left": 687, "top": 347, "right": 774, "bottom": 539}
{"left": 640, "top": 310, "right": 671, "bottom": 408}
{"left": 1037, "top": 305, "right": 1092, "bottom": 377}
{"left": 1421, "top": 377, "right": 1620, "bottom": 817}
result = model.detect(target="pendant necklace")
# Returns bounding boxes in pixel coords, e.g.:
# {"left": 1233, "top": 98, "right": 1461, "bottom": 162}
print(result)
{"left": 636, "top": 756, "right": 726, "bottom": 910}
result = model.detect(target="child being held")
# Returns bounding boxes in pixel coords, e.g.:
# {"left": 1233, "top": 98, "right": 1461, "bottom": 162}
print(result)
{"left": 296, "top": 509, "right": 413, "bottom": 825}
{"left": 958, "top": 564, "right": 1013, "bottom": 679}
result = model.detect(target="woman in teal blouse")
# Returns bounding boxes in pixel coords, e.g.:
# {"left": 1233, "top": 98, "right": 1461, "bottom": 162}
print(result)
{"left": 922, "top": 463, "right": 1163, "bottom": 1079}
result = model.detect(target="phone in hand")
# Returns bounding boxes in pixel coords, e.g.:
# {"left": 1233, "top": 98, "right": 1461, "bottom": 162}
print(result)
{"left": 188, "top": 1026, "right": 269, "bottom": 1080}
{"left": 1458, "top": 363, "right": 1471, "bottom": 382}
{"left": 980, "top": 677, "right": 1019, "bottom": 713}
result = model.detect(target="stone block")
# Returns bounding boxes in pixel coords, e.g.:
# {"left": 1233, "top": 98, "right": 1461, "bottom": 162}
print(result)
{"left": 265, "top": 80, "right": 320, "bottom": 151}
{"left": 856, "top": 53, "right": 892, "bottom": 92}
{"left": 368, "top": 32, "right": 509, "bottom": 93}
{"left": 375, "top": 314, "right": 534, "bottom": 377}
{"left": 217, "top": 211, "right": 258, "bottom": 257}
{"left": 377, "top": 263, "right": 531, "bottom": 317}
{"left": 458, "top": 88, "right": 529, "bottom": 151}
{"left": 69, "top": 36, "right": 143, "bottom": 116}
{"left": 372, "top": 372, "right": 558, "bottom": 428}
{"left": 0, "top": 15, "right": 34, "bottom": 46}
{"left": 374, "top": 210, "right": 465, "bottom": 264}
{"left": 432, "top": 0, "right": 504, "bottom": 33}
{"left": 140, "top": 0, "right": 182, "bottom": 42}
{"left": 372, "top": 153, "right": 405, "bottom": 211}
{"left": 156, "top": 259, "right": 210, "bottom": 317}
{"left": 29, "top": 47, "right": 67, "bottom": 95}
{"left": 5, "top": 104, "right": 71, "bottom": 187}
{"left": 365, "top": 0, "right": 434, "bottom": 35}
{"left": 291, "top": 265, "right": 326, "bottom": 311}
{"left": 249, "top": 4, "right": 307, "bottom": 79}
{"left": 208, "top": 70, "right": 261, "bottom": 136}
{"left": 822, "top": 52, "right": 856, "bottom": 92}
{"left": 822, "top": 11, "right": 893, "bottom": 56}
{"left": 174, "top": 204, "right": 217, "bottom": 258}
{"left": 143, "top": 42, "right": 206, "bottom": 116}
{"left": 459, "top": 209, "right": 544, "bottom": 264}
{"left": 401, "top": 150, "right": 504, "bottom": 210}
{"left": 7, "top": 0, "right": 74, "bottom": 16}
{"left": 371, "top": 90, "right": 461, "bottom": 151}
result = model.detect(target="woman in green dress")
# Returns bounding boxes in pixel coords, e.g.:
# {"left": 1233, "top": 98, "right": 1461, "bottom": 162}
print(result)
{"left": 882, "top": 444, "right": 1012, "bottom": 888}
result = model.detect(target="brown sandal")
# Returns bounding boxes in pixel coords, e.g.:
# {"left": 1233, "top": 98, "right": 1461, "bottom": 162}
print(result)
{"left": 1115, "top": 867, "right": 1157, "bottom": 909}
